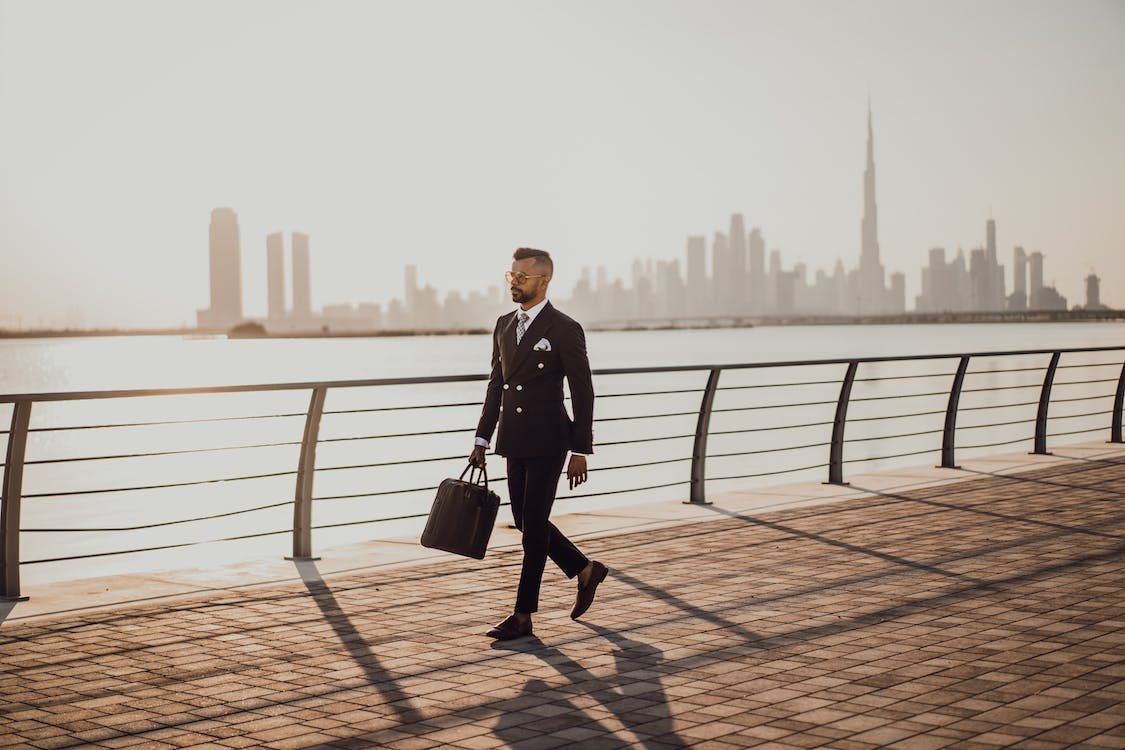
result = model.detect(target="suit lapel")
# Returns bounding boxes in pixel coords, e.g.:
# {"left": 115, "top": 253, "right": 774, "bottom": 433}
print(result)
{"left": 506, "top": 302, "right": 555, "bottom": 377}
{"left": 499, "top": 312, "right": 518, "bottom": 379}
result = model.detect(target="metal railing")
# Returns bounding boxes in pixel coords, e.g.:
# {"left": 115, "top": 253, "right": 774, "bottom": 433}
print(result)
{"left": 2, "top": 345, "right": 1123, "bottom": 600}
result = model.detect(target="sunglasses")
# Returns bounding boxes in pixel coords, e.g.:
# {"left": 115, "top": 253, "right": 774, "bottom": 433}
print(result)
{"left": 505, "top": 271, "right": 547, "bottom": 285}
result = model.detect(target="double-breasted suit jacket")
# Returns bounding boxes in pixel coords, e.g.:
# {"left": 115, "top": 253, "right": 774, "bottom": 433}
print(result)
{"left": 475, "top": 302, "right": 594, "bottom": 459}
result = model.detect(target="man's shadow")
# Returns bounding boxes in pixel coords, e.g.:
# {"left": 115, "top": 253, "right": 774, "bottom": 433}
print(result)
{"left": 491, "top": 623, "right": 688, "bottom": 749}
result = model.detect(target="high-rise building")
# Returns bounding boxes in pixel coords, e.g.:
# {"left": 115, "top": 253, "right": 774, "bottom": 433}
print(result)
{"left": 266, "top": 232, "right": 286, "bottom": 321}
{"left": 1009, "top": 246, "right": 1027, "bottom": 310}
{"left": 711, "top": 231, "right": 729, "bottom": 312}
{"left": 729, "top": 213, "right": 747, "bottom": 315}
{"left": 748, "top": 228, "right": 765, "bottom": 314}
{"left": 1085, "top": 272, "right": 1104, "bottom": 310}
{"left": 686, "top": 235, "right": 707, "bottom": 316}
{"left": 856, "top": 104, "right": 888, "bottom": 314}
{"left": 196, "top": 207, "right": 243, "bottom": 330}
{"left": 292, "top": 232, "right": 311, "bottom": 322}
{"left": 1028, "top": 251, "right": 1044, "bottom": 308}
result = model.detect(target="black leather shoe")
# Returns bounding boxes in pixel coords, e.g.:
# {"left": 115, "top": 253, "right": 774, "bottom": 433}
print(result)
{"left": 486, "top": 614, "right": 533, "bottom": 640}
{"left": 571, "top": 561, "right": 608, "bottom": 620}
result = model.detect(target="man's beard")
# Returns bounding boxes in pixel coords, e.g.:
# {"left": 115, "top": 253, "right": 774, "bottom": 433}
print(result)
{"left": 510, "top": 287, "right": 529, "bottom": 303}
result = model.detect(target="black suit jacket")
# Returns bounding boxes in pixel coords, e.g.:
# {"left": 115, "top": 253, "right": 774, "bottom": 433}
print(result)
{"left": 475, "top": 302, "right": 595, "bottom": 459}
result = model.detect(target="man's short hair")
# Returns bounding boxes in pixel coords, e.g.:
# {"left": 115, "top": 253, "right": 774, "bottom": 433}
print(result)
{"left": 513, "top": 247, "right": 553, "bottom": 276}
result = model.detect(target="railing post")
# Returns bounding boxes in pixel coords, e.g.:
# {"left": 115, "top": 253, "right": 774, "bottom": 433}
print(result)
{"left": 1111, "top": 360, "right": 1125, "bottom": 444}
{"left": 827, "top": 361, "right": 858, "bottom": 485}
{"left": 940, "top": 356, "right": 971, "bottom": 469}
{"left": 687, "top": 368, "right": 721, "bottom": 505}
{"left": 288, "top": 386, "right": 326, "bottom": 561}
{"left": 1033, "top": 351, "right": 1061, "bottom": 455}
{"left": 2, "top": 401, "right": 32, "bottom": 601}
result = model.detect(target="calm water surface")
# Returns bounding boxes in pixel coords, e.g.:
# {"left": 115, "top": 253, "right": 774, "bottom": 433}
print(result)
{"left": 2, "top": 322, "right": 1122, "bottom": 584}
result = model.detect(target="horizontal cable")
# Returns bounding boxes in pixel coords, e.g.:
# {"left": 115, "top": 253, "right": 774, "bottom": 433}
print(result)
{"left": 850, "top": 390, "right": 948, "bottom": 402}
{"left": 709, "top": 420, "right": 835, "bottom": 435}
{"left": 958, "top": 416, "right": 1035, "bottom": 430}
{"left": 314, "top": 484, "right": 443, "bottom": 502}
{"left": 23, "top": 469, "right": 298, "bottom": 499}
{"left": 24, "top": 440, "right": 302, "bottom": 466}
{"left": 1047, "top": 426, "right": 1110, "bottom": 438}
{"left": 595, "top": 433, "right": 695, "bottom": 447}
{"left": 564, "top": 479, "right": 691, "bottom": 501}
{"left": 598, "top": 387, "right": 703, "bottom": 399}
{"left": 707, "top": 441, "right": 829, "bottom": 459}
{"left": 847, "top": 409, "right": 947, "bottom": 423}
{"left": 843, "top": 447, "right": 937, "bottom": 463}
{"left": 22, "top": 499, "right": 293, "bottom": 532}
{"left": 961, "top": 383, "right": 1041, "bottom": 394}
{"left": 21, "top": 526, "right": 294, "bottom": 565}
{"left": 1054, "top": 377, "right": 1119, "bottom": 387}
{"left": 319, "top": 427, "right": 469, "bottom": 443}
{"left": 588, "top": 456, "right": 691, "bottom": 472}
{"left": 323, "top": 400, "right": 480, "bottom": 415}
{"left": 966, "top": 365, "right": 1049, "bottom": 376}
{"left": 854, "top": 371, "right": 954, "bottom": 383}
{"left": 958, "top": 400, "right": 1040, "bottom": 412}
{"left": 29, "top": 411, "right": 306, "bottom": 433}
{"left": 712, "top": 399, "right": 838, "bottom": 413}
{"left": 1049, "top": 408, "right": 1111, "bottom": 421}
{"left": 709, "top": 462, "right": 830, "bottom": 482}
{"left": 717, "top": 378, "right": 840, "bottom": 390}
{"left": 595, "top": 410, "right": 698, "bottom": 422}
{"left": 1052, "top": 394, "right": 1112, "bottom": 404}
{"left": 318, "top": 454, "right": 470, "bottom": 472}
{"left": 1057, "top": 361, "right": 1122, "bottom": 369}
{"left": 956, "top": 435, "right": 1030, "bottom": 451}
{"left": 845, "top": 427, "right": 944, "bottom": 443}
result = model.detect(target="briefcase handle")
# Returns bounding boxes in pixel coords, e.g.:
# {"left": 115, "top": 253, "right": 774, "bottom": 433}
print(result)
{"left": 460, "top": 461, "right": 489, "bottom": 490}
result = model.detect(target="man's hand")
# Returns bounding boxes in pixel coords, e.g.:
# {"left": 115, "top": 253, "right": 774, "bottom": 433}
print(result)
{"left": 567, "top": 454, "right": 588, "bottom": 490}
{"left": 469, "top": 445, "right": 487, "bottom": 468}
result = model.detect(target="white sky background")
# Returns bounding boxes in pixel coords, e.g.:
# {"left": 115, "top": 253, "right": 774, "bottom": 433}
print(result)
{"left": 1, "top": 0, "right": 1122, "bottom": 328}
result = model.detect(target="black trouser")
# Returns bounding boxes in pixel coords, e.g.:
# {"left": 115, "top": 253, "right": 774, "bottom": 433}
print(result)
{"left": 506, "top": 453, "right": 589, "bottom": 614}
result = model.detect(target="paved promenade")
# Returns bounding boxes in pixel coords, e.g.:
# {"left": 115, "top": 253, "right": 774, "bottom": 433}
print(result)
{"left": 2, "top": 447, "right": 1124, "bottom": 749}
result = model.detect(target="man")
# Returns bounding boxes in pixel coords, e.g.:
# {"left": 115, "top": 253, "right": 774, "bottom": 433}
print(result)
{"left": 470, "top": 247, "right": 608, "bottom": 641}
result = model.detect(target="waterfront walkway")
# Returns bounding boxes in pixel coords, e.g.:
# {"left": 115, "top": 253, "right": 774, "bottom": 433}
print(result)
{"left": 2, "top": 445, "right": 1124, "bottom": 749}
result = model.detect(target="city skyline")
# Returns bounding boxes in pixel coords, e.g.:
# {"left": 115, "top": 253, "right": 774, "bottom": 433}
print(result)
{"left": 2, "top": 0, "right": 1123, "bottom": 329}
{"left": 189, "top": 103, "right": 1110, "bottom": 333}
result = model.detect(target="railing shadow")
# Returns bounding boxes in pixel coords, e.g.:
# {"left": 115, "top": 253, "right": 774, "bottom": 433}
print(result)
{"left": 293, "top": 559, "right": 424, "bottom": 726}
{"left": 489, "top": 622, "right": 690, "bottom": 749}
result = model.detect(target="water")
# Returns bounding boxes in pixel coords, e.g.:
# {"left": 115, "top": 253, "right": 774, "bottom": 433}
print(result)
{"left": 2, "top": 322, "right": 1122, "bottom": 583}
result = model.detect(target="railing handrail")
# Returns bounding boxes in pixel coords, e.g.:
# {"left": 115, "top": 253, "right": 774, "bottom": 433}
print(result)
{"left": 4, "top": 345, "right": 1124, "bottom": 403}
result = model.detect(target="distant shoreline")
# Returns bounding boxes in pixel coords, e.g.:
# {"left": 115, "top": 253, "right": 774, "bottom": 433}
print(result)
{"left": 1, "top": 309, "right": 1120, "bottom": 340}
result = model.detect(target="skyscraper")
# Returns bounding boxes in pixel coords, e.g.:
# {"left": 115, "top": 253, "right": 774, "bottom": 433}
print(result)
{"left": 1010, "top": 246, "right": 1027, "bottom": 310}
{"left": 856, "top": 104, "right": 888, "bottom": 313}
{"left": 1028, "top": 251, "right": 1044, "bottom": 308}
{"left": 748, "top": 228, "right": 765, "bottom": 314}
{"left": 729, "top": 213, "right": 747, "bottom": 315}
{"left": 685, "top": 235, "right": 707, "bottom": 316}
{"left": 196, "top": 207, "right": 243, "bottom": 329}
{"left": 266, "top": 232, "right": 286, "bottom": 321}
{"left": 292, "top": 232, "right": 311, "bottom": 322}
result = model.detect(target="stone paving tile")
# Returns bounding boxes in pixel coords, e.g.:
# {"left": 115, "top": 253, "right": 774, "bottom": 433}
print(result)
{"left": 3, "top": 456, "right": 1125, "bottom": 748}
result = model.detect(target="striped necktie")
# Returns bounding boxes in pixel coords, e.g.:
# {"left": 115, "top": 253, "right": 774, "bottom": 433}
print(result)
{"left": 516, "top": 312, "right": 529, "bottom": 344}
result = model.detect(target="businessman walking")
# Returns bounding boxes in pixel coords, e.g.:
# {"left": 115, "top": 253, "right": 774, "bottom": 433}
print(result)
{"left": 470, "top": 247, "right": 608, "bottom": 641}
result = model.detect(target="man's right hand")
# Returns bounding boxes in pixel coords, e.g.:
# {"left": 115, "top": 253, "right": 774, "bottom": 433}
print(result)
{"left": 469, "top": 445, "right": 487, "bottom": 468}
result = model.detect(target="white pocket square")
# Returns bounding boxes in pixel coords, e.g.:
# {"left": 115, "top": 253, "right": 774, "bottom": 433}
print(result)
{"left": 533, "top": 338, "right": 552, "bottom": 351}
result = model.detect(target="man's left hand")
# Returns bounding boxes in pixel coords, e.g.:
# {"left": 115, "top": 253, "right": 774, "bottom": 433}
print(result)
{"left": 567, "top": 454, "right": 588, "bottom": 490}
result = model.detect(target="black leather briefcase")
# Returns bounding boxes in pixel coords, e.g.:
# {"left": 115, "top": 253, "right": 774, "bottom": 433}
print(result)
{"left": 420, "top": 463, "right": 501, "bottom": 560}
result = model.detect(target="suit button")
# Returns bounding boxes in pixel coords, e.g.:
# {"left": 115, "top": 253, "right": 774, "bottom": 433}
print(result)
{"left": 516, "top": 407, "right": 523, "bottom": 414}
{"left": 538, "top": 363, "right": 544, "bottom": 369}
{"left": 503, "top": 384, "right": 509, "bottom": 390}
{"left": 516, "top": 385, "right": 523, "bottom": 391}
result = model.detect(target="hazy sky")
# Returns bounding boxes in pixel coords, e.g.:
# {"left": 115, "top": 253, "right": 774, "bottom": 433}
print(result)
{"left": 2, "top": 0, "right": 1123, "bottom": 327}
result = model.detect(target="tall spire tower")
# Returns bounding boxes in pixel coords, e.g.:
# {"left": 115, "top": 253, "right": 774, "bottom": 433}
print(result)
{"left": 860, "top": 102, "right": 881, "bottom": 269}
{"left": 856, "top": 102, "right": 888, "bottom": 313}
